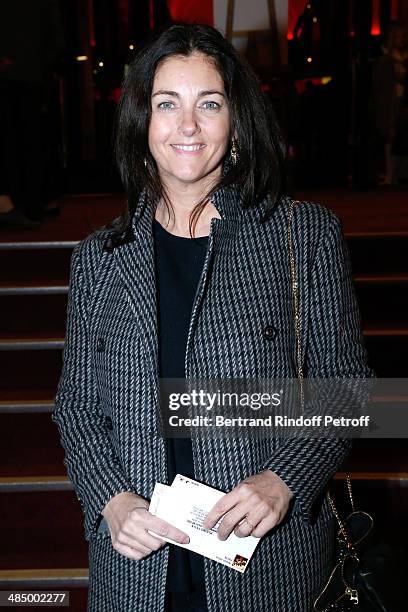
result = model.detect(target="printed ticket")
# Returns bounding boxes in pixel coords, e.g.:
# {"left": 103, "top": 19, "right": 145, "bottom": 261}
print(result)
{"left": 148, "top": 474, "right": 260, "bottom": 572}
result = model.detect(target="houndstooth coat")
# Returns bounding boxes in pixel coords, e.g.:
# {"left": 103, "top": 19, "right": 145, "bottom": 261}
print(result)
{"left": 52, "top": 186, "right": 373, "bottom": 612}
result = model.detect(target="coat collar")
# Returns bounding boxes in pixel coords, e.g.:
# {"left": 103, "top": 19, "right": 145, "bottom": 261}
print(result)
{"left": 130, "top": 182, "right": 246, "bottom": 234}
{"left": 128, "top": 181, "right": 274, "bottom": 252}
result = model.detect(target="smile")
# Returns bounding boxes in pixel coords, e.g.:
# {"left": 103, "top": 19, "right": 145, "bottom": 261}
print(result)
{"left": 171, "top": 144, "right": 206, "bottom": 152}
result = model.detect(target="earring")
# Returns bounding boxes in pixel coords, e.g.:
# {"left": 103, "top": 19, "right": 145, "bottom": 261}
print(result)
{"left": 144, "top": 158, "right": 147, "bottom": 167}
{"left": 231, "top": 139, "right": 238, "bottom": 165}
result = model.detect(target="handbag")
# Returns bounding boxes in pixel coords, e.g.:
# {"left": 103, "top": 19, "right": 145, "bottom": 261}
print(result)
{"left": 287, "top": 200, "right": 403, "bottom": 612}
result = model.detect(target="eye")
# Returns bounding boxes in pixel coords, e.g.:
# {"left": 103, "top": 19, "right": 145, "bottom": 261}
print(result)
{"left": 157, "top": 101, "right": 175, "bottom": 110}
{"left": 201, "top": 101, "right": 221, "bottom": 110}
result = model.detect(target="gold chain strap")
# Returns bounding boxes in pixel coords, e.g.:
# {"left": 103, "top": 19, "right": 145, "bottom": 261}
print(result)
{"left": 287, "top": 199, "right": 353, "bottom": 545}
{"left": 287, "top": 199, "right": 305, "bottom": 412}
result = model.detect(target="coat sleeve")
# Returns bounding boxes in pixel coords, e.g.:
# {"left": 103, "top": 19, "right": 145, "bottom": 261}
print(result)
{"left": 260, "top": 211, "right": 375, "bottom": 524}
{"left": 52, "top": 241, "right": 134, "bottom": 540}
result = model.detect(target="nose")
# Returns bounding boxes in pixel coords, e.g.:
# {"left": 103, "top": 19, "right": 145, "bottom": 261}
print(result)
{"left": 178, "top": 107, "right": 200, "bottom": 136}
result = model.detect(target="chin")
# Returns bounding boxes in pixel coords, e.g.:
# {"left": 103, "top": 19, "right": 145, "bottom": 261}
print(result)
{"left": 167, "top": 167, "right": 209, "bottom": 183}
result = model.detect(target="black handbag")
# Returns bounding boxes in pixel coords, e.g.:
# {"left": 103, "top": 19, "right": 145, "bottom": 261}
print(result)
{"left": 313, "top": 475, "right": 405, "bottom": 612}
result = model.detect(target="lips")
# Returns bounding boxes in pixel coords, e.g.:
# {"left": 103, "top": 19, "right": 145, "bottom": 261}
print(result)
{"left": 171, "top": 144, "right": 206, "bottom": 152}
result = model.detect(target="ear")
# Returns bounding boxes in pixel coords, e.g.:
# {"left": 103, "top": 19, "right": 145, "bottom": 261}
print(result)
{"left": 230, "top": 125, "right": 238, "bottom": 141}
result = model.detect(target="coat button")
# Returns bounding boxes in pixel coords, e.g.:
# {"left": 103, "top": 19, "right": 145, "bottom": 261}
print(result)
{"left": 105, "top": 416, "right": 113, "bottom": 430}
{"left": 263, "top": 325, "right": 276, "bottom": 341}
{"left": 96, "top": 337, "right": 105, "bottom": 352}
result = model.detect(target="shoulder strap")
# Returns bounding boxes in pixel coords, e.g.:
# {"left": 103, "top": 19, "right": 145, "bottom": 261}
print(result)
{"left": 287, "top": 199, "right": 304, "bottom": 412}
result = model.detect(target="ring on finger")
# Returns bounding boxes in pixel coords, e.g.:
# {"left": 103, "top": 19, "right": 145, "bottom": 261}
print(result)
{"left": 244, "top": 516, "right": 254, "bottom": 532}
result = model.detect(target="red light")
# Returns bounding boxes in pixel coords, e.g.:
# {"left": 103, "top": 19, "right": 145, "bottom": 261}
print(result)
{"left": 287, "top": 32, "right": 294, "bottom": 41}
{"left": 371, "top": 0, "right": 381, "bottom": 36}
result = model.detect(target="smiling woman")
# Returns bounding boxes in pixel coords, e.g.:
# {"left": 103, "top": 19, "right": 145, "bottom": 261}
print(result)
{"left": 52, "top": 21, "right": 374, "bottom": 612}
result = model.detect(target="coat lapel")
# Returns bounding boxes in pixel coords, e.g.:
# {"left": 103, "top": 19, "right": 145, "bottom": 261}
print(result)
{"left": 111, "top": 184, "right": 248, "bottom": 379}
{"left": 112, "top": 191, "right": 158, "bottom": 378}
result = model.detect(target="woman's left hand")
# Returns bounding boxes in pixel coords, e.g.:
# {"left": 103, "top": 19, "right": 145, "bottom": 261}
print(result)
{"left": 202, "top": 470, "right": 293, "bottom": 539}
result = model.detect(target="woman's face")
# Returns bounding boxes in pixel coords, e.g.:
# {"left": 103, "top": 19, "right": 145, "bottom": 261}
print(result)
{"left": 148, "top": 52, "right": 231, "bottom": 189}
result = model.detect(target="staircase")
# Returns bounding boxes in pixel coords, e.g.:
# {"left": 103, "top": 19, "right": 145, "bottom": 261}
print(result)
{"left": 1, "top": 208, "right": 407, "bottom": 609}
{"left": 0, "top": 241, "right": 88, "bottom": 607}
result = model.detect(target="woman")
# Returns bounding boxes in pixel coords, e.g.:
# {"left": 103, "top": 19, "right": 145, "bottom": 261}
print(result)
{"left": 53, "top": 23, "right": 373, "bottom": 612}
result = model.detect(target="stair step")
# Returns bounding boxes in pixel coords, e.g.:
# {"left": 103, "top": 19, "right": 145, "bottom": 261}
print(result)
{"left": 0, "top": 410, "right": 64, "bottom": 476}
{"left": 0, "top": 490, "right": 88, "bottom": 569}
{"left": 0, "top": 294, "right": 67, "bottom": 338}
{"left": 346, "top": 235, "right": 408, "bottom": 275}
{"left": 0, "top": 477, "right": 72, "bottom": 492}
{"left": 0, "top": 401, "right": 54, "bottom": 414}
{"left": 0, "top": 571, "right": 88, "bottom": 611}
{"left": 0, "top": 284, "right": 68, "bottom": 295}
{"left": 0, "top": 389, "right": 58, "bottom": 402}
{"left": 0, "top": 348, "right": 62, "bottom": 396}
{"left": 354, "top": 274, "right": 408, "bottom": 283}
{"left": 0, "top": 409, "right": 63, "bottom": 476}
{"left": 363, "top": 327, "right": 408, "bottom": 336}
{"left": 0, "top": 247, "right": 73, "bottom": 286}
{"left": 0, "top": 338, "right": 64, "bottom": 349}
{"left": 0, "top": 295, "right": 67, "bottom": 338}
{"left": 342, "top": 439, "right": 408, "bottom": 472}
{"left": 364, "top": 335, "right": 407, "bottom": 376}
{"left": 0, "top": 568, "right": 88, "bottom": 589}
{"left": 355, "top": 280, "right": 408, "bottom": 327}
{"left": 0, "top": 241, "right": 78, "bottom": 250}
{"left": 0, "top": 568, "right": 88, "bottom": 587}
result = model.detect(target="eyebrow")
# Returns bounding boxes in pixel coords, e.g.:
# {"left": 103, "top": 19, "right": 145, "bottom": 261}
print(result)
{"left": 152, "top": 89, "right": 225, "bottom": 98}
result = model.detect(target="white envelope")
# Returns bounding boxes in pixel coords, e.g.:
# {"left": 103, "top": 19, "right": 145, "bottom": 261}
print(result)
{"left": 148, "top": 474, "right": 260, "bottom": 572}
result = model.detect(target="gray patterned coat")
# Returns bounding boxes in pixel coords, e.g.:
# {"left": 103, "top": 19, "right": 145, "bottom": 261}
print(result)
{"left": 52, "top": 186, "right": 373, "bottom": 612}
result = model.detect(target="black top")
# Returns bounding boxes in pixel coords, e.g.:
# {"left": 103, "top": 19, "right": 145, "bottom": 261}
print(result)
{"left": 153, "top": 217, "right": 208, "bottom": 595}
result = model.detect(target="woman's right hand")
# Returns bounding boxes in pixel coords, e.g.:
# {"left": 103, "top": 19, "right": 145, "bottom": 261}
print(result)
{"left": 101, "top": 491, "right": 190, "bottom": 560}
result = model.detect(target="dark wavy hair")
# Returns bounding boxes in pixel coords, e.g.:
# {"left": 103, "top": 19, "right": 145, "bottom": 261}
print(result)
{"left": 109, "top": 22, "right": 287, "bottom": 244}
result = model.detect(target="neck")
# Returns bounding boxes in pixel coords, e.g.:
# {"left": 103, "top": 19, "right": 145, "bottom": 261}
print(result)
{"left": 154, "top": 173, "right": 222, "bottom": 237}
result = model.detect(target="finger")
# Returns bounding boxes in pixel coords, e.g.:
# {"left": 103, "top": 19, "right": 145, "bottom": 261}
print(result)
{"left": 114, "top": 542, "right": 150, "bottom": 561}
{"left": 234, "top": 517, "right": 257, "bottom": 538}
{"left": 202, "top": 491, "right": 240, "bottom": 530}
{"left": 251, "top": 510, "right": 282, "bottom": 538}
{"left": 113, "top": 532, "right": 151, "bottom": 555}
{"left": 215, "top": 501, "right": 253, "bottom": 540}
{"left": 234, "top": 500, "right": 272, "bottom": 538}
{"left": 136, "top": 530, "right": 167, "bottom": 552}
{"left": 148, "top": 518, "right": 190, "bottom": 545}
{"left": 117, "top": 519, "right": 166, "bottom": 552}
{"left": 119, "top": 507, "right": 151, "bottom": 539}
